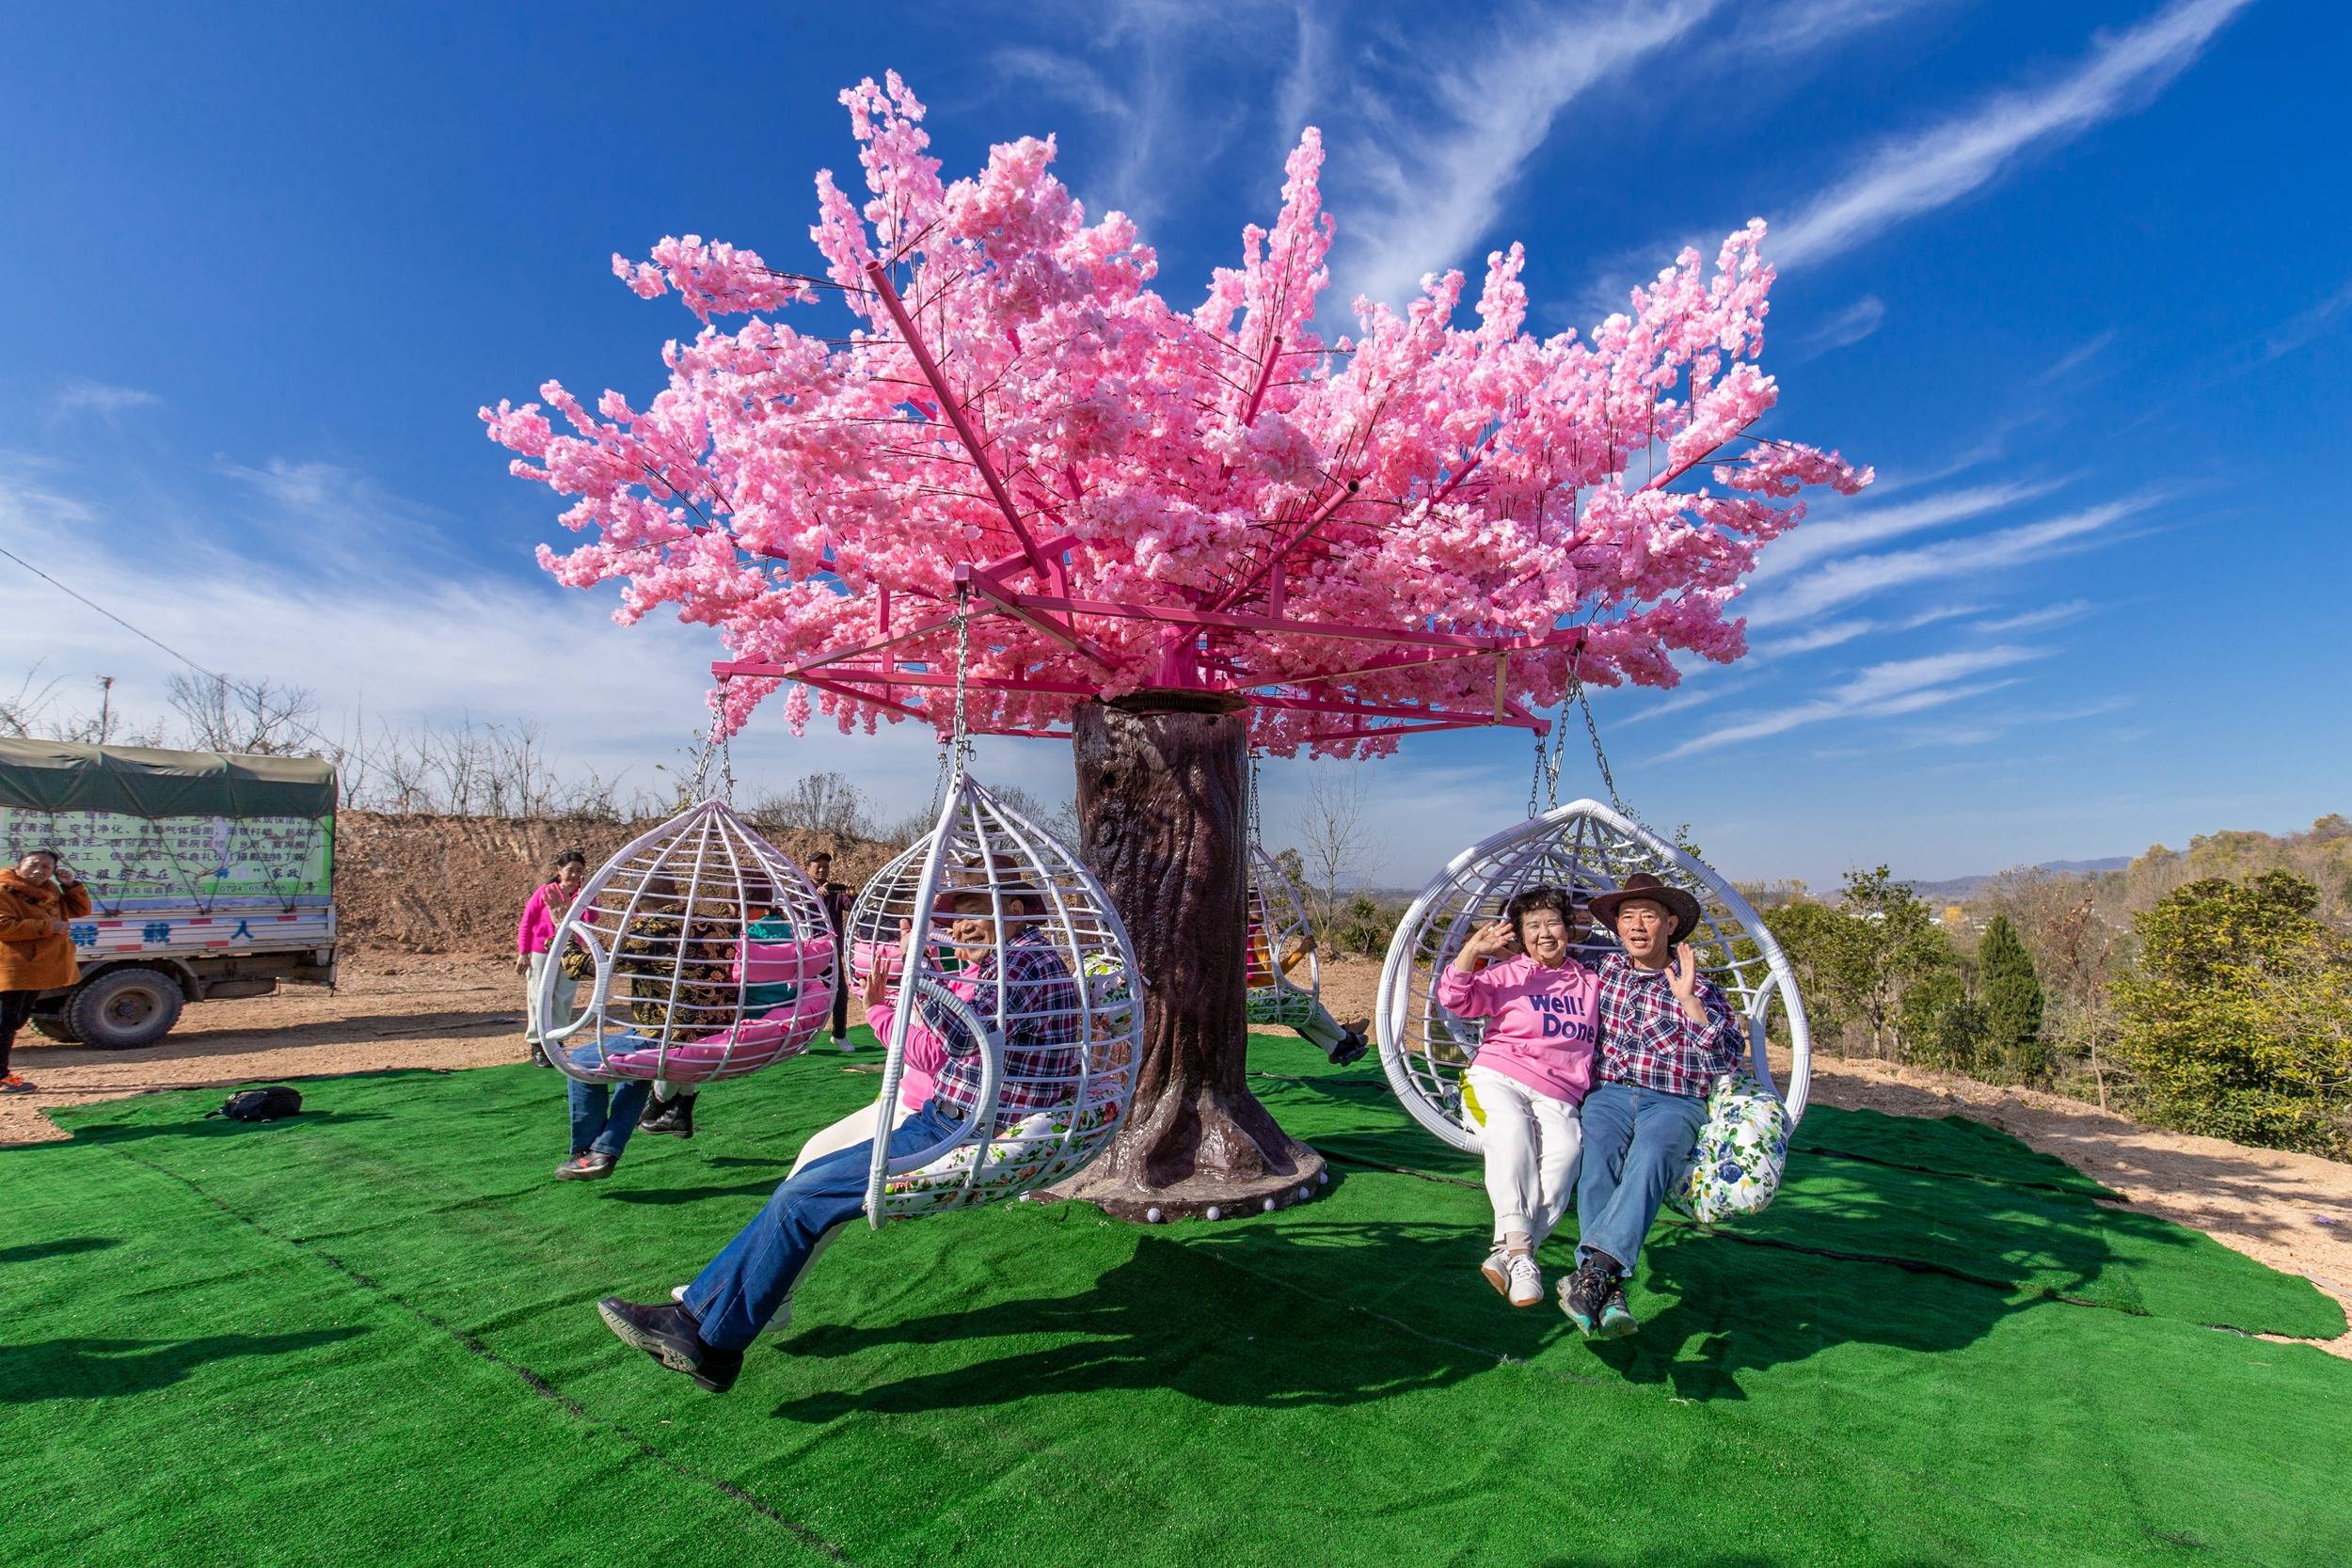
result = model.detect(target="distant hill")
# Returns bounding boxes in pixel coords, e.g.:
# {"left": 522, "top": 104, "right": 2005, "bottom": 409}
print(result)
{"left": 1914, "top": 857, "right": 2133, "bottom": 902}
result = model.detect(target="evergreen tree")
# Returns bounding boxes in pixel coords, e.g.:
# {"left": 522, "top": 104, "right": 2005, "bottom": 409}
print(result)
{"left": 1978, "top": 913, "right": 2048, "bottom": 1082}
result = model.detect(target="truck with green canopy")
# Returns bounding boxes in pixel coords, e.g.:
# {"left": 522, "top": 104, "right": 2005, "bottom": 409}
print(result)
{"left": 0, "top": 740, "right": 337, "bottom": 1048}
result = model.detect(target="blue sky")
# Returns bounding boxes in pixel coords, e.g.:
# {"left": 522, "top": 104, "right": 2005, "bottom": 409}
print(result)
{"left": 2, "top": 0, "right": 2345, "bottom": 890}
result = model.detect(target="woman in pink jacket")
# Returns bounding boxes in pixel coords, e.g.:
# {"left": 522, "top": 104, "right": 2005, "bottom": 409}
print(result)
{"left": 516, "top": 849, "right": 589, "bottom": 1069}
{"left": 1434, "top": 885, "right": 1599, "bottom": 1307}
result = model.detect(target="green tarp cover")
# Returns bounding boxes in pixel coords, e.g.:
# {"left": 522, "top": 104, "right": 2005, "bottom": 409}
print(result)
{"left": 0, "top": 739, "right": 336, "bottom": 819}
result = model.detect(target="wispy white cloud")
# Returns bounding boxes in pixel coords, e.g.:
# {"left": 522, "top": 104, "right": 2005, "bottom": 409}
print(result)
{"left": 50, "top": 379, "right": 160, "bottom": 419}
{"left": 1772, "top": 0, "right": 2253, "bottom": 267}
{"left": 2030, "top": 329, "right": 2119, "bottom": 386}
{"left": 2265, "top": 275, "right": 2352, "bottom": 358}
{"left": 1661, "top": 644, "right": 2044, "bottom": 758}
{"left": 1746, "top": 499, "right": 2149, "bottom": 627}
{"left": 1750, "top": 601, "right": 1981, "bottom": 658}
{"left": 1971, "top": 598, "right": 2095, "bottom": 634}
{"left": 1737, "top": 0, "right": 1944, "bottom": 54}
{"left": 1335, "top": 1, "right": 1719, "bottom": 307}
{"left": 0, "top": 457, "right": 970, "bottom": 816}
{"left": 1611, "top": 672, "right": 1757, "bottom": 727}
{"left": 1796, "top": 293, "right": 1887, "bottom": 359}
{"left": 1754, "top": 479, "right": 2063, "bottom": 578}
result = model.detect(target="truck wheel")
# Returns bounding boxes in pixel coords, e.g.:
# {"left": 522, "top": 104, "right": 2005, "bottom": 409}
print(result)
{"left": 30, "top": 1014, "right": 80, "bottom": 1044}
{"left": 65, "top": 968, "right": 186, "bottom": 1051}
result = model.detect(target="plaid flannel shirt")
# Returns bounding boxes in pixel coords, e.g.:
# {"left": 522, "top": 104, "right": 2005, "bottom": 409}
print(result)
{"left": 922, "top": 927, "right": 1084, "bottom": 1123}
{"left": 1594, "top": 952, "right": 1747, "bottom": 1100}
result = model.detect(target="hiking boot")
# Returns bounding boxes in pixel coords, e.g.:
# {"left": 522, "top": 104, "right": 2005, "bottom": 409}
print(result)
{"left": 0, "top": 1073, "right": 34, "bottom": 1095}
{"left": 596, "top": 1297, "right": 742, "bottom": 1393}
{"left": 1559, "top": 1261, "right": 1611, "bottom": 1336}
{"left": 1327, "top": 1028, "right": 1370, "bottom": 1068}
{"left": 554, "top": 1151, "right": 616, "bottom": 1180}
{"left": 641, "top": 1094, "right": 695, "bottom": 1139}
{"left": 1598, "top": 1285, "right": 1637, "bottom": 1338}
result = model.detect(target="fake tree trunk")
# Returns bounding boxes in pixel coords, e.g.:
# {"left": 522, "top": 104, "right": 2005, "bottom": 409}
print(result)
{"left": 1050, "top": 693, "right": 1327, "bottom": 1221}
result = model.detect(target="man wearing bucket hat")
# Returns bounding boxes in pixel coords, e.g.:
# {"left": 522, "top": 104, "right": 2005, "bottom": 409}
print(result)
{"left": 1559, "top": 872, "right": 1747, "bottom": 1338}
{"left": 592, "top": 860, "right": 1079, "bottom": 1391}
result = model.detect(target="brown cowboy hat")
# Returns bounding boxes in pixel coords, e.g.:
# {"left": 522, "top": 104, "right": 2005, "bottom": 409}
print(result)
{"left": 1587, "top": 872, "right": 1702, "bottom": 946}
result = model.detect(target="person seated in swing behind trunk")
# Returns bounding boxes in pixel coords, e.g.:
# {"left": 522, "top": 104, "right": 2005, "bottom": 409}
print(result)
{"left": 1434, "top": 886, "right": 1599, "bottom": 1307}
{"left": 638, "top": 879, "right": 802, "bottom": 1140}
{"left": 595, "top": 876, "right": 1080, "bottom": 1391}
{"left": 1559, "top": 872, "right": 1746, "bottom": 1338}
{"left": 0, "top": 849, "right": 92, "bottom": 1094}
{"left": 1246, "top": 921, "right": 1370, "bottom": 1066}
{"left": 516, "top": 849, "right": 589, "bottom": 1070}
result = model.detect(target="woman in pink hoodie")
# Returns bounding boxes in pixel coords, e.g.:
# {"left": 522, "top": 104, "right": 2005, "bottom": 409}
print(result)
{"left": 1433, "top": 885, "right": 1599, "bottom": 1308}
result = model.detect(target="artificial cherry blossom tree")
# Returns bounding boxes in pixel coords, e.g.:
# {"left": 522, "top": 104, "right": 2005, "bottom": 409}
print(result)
{"left": 484, "top": 74, "right": 1867, "bottom": 1219}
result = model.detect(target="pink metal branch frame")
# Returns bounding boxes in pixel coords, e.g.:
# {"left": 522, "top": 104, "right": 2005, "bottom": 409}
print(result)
{"left": 706, "top": 258, "right": 1760, "bottom": 748}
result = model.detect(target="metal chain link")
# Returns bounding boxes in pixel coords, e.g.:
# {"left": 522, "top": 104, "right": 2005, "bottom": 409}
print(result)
{"left": 948, "top": 584, "right": 974, "bottom": 784}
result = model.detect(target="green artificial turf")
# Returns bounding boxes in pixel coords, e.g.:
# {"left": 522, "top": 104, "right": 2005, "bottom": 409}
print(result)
{"left": 4, "top": 1033, "right": 2347, "bottom": 1568}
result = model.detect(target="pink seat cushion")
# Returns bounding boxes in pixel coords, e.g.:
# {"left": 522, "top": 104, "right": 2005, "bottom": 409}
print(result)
{"left": 736, "top": 937, "right": 836, "bottom": 988}
{"left": 602, "top": 985, "right": 835, "bottom": 1082}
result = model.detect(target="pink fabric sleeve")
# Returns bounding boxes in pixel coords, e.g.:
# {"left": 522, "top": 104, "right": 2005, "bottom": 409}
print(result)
{"left": 516, "top": 886, "right": 546, "bottom": 957}
{"left": 1433, "top": 963, "right": 1495, "bottom": 1018}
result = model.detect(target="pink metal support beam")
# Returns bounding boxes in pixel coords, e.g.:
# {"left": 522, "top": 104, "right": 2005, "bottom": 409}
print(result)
{"left": 1208, "top": 480, "right": 1360, "bottom": 614}
{"left": 958, "top": 562, "right": 1118, "bottom": 670}
{"left": 864, "top": 261, "right": 1053, "bottom": 582}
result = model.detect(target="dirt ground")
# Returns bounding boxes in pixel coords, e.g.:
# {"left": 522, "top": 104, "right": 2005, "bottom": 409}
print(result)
{"left": 8, "top": 951, "right": 2348, "bottom": 1356}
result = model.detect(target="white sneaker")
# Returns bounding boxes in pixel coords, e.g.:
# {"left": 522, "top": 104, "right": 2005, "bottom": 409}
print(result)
{"left": 671, "top": 1283, "right": 792, "bottom": 1334}
{"left": 1504, "top": 1251, "right": 1544, "bottom": 1307}
{"left": 1480, "top": 1247, "right": 1513, "bottom": 1298}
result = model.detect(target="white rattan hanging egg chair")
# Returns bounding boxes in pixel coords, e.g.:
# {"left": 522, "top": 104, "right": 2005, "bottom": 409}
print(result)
{"left": 1245, "top": 846, "right": 1323, "bottom": 1033}
{"left": 846, "top": 774, "right": 1142, "bottom": 1227}
{"left": 539, "top": 798, "right": 836, "bottom": 1085}
{"left": 1376, "top": 799, "right": 1811, "bottom": 1159}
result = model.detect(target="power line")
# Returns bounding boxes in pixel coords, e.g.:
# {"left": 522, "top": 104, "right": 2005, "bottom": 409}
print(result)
{"left": 0, "top": 542, "right": 344, "bottom": 756}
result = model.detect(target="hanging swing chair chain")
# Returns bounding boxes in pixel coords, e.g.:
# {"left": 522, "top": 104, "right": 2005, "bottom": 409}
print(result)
{"left": 1569, "top": 670, "right": 1635, "bottom": 823}
{"left": 947, "top": 584, "right": 975, "bottom": 785}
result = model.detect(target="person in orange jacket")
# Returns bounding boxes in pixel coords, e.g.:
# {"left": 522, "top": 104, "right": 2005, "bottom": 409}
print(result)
{"left": 0, "top": 848, "right": 93, "bottom": 1093}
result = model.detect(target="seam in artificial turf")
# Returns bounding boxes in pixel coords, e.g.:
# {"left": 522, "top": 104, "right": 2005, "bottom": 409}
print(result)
{"left": 103, "top": 1143, "right": 860, "bottom": 1566}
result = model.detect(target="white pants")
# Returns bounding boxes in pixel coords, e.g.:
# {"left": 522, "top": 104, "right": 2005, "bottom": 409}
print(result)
{"left": 1466, "top": 1065, "right": 1583, "bottom": 1248}
{"left": 524, "top": 952, "right": 576, "bottom": 1046}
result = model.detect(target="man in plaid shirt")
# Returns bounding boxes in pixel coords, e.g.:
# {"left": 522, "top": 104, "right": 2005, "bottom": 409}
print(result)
{"left": 593, "top": 880, "right": 1079, "bottom": 1393}
{"left": 919, "top": 919, "right": 1082, "bottom": 1124}
{"left": 1561, "top": 874, "right": 1746, "bottom": 1338}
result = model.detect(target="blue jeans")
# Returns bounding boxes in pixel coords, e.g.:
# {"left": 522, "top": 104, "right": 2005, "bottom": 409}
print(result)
{"left": 683, "top": 1099, "right": 966, "bottom": 1350}
{"left": 566, "top": 1043, "right": 651, "bottom": 1159}
{"left": 1574, "top": 1082, "right": 1707, "bottom": 1277}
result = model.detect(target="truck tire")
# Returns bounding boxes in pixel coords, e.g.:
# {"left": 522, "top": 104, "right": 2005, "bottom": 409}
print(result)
{"left": 65, "top": 968, "right": 186, "bottom": 1051}
{"left": 30, "top": 1014, "right": 80, "bottom": 1044}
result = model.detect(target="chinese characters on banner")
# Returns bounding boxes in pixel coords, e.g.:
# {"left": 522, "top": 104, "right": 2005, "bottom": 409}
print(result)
{"left": 0, "top": 809, "right": 332, "bottom": 913}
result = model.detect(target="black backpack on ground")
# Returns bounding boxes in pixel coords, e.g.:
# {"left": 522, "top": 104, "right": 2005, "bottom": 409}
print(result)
{"left": 214, "top": 1085, "right": 303, "bottom": 1122}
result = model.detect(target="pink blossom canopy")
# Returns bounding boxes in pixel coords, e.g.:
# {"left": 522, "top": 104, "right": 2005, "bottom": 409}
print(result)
{"left": 483, "top": 73, "right": 1868, "bottom": 754}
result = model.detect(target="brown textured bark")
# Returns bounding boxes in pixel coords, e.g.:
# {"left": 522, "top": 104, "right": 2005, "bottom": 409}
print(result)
{"left": 1048, "top": 693, "right": 1326, "bottom": 1221}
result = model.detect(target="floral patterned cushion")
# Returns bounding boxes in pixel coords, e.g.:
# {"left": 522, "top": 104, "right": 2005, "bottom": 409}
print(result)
{"left": 1664, "top": 1069, "right": 1792, "bottom": 1224}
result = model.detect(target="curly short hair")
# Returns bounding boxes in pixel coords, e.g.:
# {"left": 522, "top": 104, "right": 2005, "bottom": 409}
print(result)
{"left": 1503, "top": 884, "right": 1580, "bottom": 949}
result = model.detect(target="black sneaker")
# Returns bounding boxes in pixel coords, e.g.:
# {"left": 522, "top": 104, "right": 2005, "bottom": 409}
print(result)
{"left": 1558, "top": 1261, "right": 1611, "bottom": 1336}
{"left": 528, "top": 1041, "right": 552, "bottom": 1069}
{"left": 596, "top": 1297, "right": 742, "bottom": 1392}
{"left": 640, "top": 1094, "right": 695, "bottom": 1138}
{"left": 554, "top": 1151, "right": 616, "bottom": 1180}
{"left": 1327, "top": 1029, "right": 1370, "bottom": 1068}
{"left": 1598, "top": 1284, "right": 1637, "bottom": 1338}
